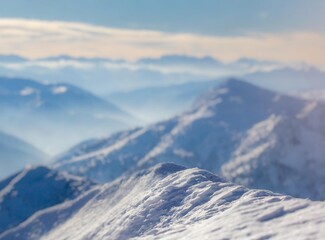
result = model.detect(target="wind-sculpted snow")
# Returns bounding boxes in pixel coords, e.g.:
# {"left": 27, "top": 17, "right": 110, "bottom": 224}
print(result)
{"left": 0, "top": 166, "right": 94, "bottom": 234}
{"left": 1, "top": 164, "right": 324, "bottom": 240}
{"left": 56, "top": 79, "right": 325, "bottom": 200}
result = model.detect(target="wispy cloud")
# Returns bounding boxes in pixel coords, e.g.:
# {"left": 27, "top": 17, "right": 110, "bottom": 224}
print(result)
{"left": 0, "top": 18, "right": 324, "bottom": 67}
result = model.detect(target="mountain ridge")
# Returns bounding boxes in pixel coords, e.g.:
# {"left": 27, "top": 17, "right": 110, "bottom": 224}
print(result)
{"left": 1, "top": 163, "right": 324, "bottom": 240}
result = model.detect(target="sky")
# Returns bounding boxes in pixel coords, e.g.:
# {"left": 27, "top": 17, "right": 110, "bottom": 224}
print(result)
{"left": 0, "top": 0, "right": 324, "bottom": 66}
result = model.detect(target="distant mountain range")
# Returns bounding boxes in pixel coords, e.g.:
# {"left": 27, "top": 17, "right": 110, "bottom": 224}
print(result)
{"left": 0, "top": 77, "right": 137, "bottom": 154}
{"left": 1, "top": 54, "right": 324, "bottom": 106}
{"left": 0, "top": 131, "right": 46, "bottom": 179}
{"left": 0, "top": 54, "right": 291, "bottom": 96}
{"left": 1, "top": 54, "right": 325, "bottom": 162}
{"left": 107, "top": 67, "right": 325, "bottom": 122}
{"left": 1, "top": 163, "right": 324, "bottom": 239}
{"left": 0, "top": 54, "right": 217, "bottom": 95}
{"left": 56, "top": 79, "right": 325, "bottom": 200}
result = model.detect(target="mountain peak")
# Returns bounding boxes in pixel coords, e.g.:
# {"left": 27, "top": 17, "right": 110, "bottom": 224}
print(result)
{"left": 152, "top": 163, "right": 187, "bottom": 176}
{"left": 219, "top": 78, "right": 262, "bottom": 91}
{"left": 193, "top": 78, "right": 270, "bottom": 110}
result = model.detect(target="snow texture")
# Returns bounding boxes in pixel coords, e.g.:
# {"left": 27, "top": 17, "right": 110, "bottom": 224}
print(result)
{"left": 1, "top": 163, "right": 324, "bottom": 240}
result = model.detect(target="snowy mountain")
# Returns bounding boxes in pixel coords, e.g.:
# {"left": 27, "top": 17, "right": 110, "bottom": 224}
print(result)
{"left": 0, "top": 77, "right": 136, "bottom": 153}
{"left": 56, "top": 79, "right": 325, "bottom": 200}
{"left": 1, "top": 164, "right": 324, "bottom": 239}
{"left": 0, "top": 166, "right": 93, "bottom": 234}
{"left": 0, "top": 131, "right": 46, "bottom": 179}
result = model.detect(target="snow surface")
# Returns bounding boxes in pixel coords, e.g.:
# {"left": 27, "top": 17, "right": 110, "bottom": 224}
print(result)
{"left": 1, "top": 164, "right": 324, "bottom": 240}
{"left": 55, "top": 79, "right": 325, "bottom": 200}
{"left": 221, "top": 114, "right": 325, "bottom": 199}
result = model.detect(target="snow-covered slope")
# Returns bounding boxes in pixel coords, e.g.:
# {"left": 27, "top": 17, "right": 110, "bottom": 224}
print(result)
{"left": 221, "top": 113, "right": 325, "bottom": 200}
{"left": 0, "top": 131, "right": 47, "bottom": 179}
{"left": 0, "top": 77, "right": 136, "bottom": 153}
{"left": 56, "top": 79, "right": 325, "bottom": 200}
{"left": 1, "top": 164, "right": 324, "bottom": 240}
{"left": 0, "top": 166, "right": 93, "bottom": 234}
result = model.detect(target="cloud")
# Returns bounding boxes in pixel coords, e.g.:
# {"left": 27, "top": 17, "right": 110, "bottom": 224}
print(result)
{"left": 0, "top": 18, "right": 324, "bottom": 67}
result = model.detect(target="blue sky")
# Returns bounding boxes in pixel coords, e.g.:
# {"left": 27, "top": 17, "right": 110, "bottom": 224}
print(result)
{"left": 0, "top": 0, "right": 324, "bottom": 36}
{"left": 0, "top": 1, "right": 324, "bottom": 66}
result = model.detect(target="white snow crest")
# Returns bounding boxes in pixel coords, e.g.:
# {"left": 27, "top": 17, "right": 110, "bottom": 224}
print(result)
{"left": 2, "top": 164, "right": 324, "bottom": 240}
